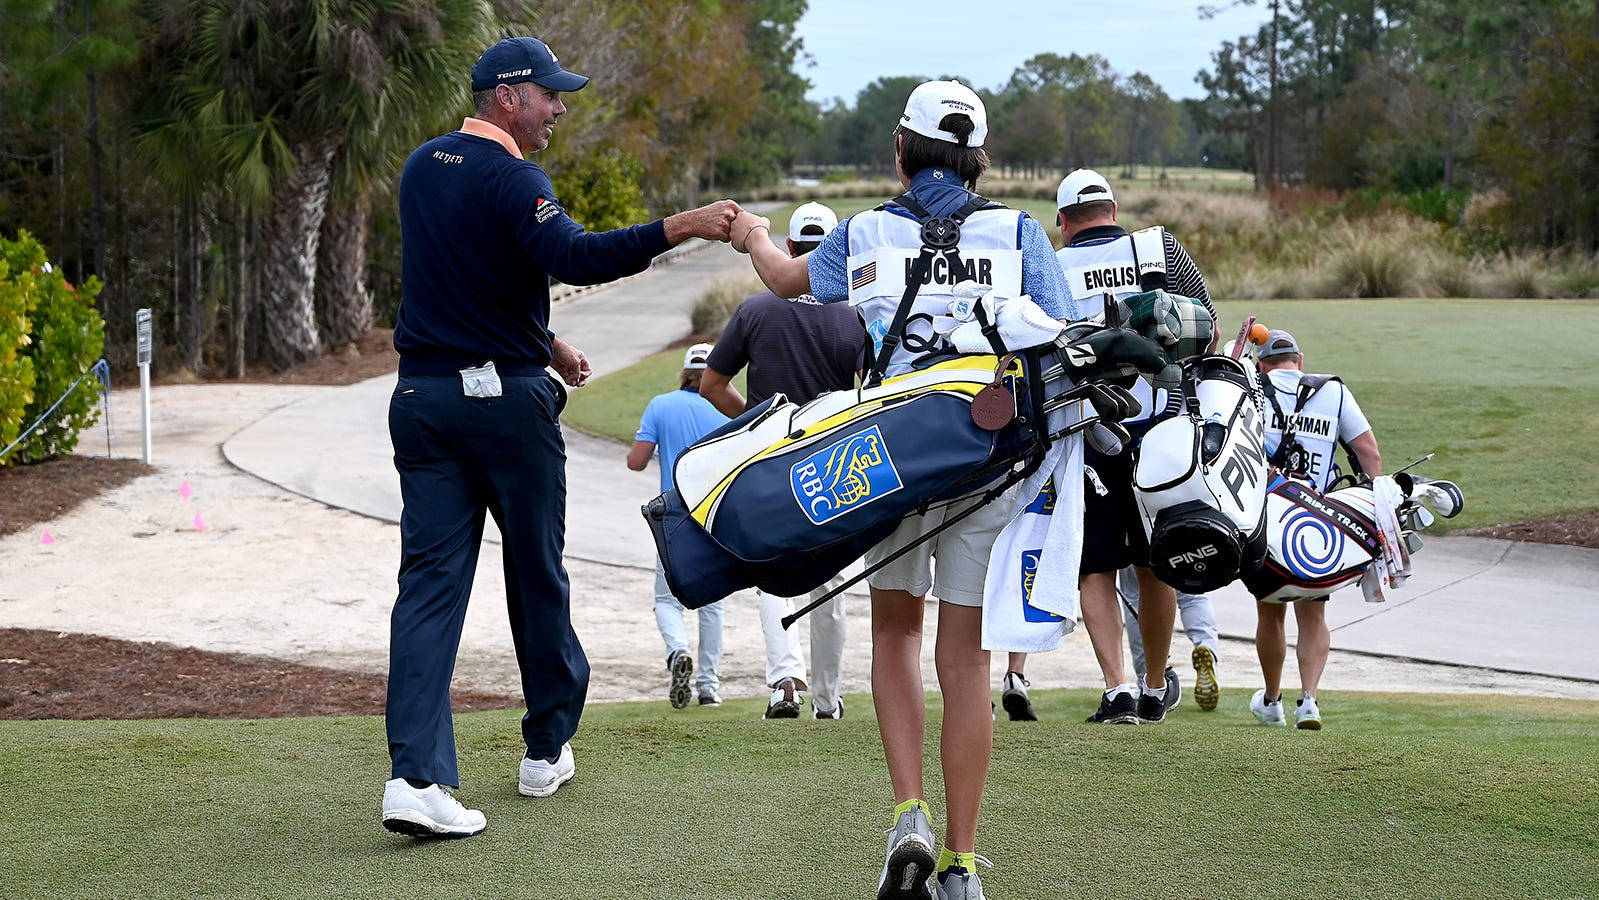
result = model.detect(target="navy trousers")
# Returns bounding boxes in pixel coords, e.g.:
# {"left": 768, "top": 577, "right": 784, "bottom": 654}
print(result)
{"left": 386, "top": 373, "right": 590, "bottom": 788}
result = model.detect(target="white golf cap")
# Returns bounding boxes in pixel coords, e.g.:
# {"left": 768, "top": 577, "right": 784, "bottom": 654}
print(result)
{"left": 1056, "top": 168, "right": 1115, "bottom": 209}
{"left": 788, "top": 202, "right": 838, "bottom": 242}
{"left": 899, "top": 80, "right": 988, "bottom": 148}
{"left": 683, "top": 342, "right": 714, "bottom": 369}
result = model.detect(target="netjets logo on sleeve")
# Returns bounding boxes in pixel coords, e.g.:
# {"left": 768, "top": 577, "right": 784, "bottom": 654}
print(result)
{"left": 790, "top": 425, "right": 903, "bottom": 525}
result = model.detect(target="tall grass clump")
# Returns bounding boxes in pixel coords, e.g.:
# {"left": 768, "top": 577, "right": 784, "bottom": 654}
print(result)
{"left": 690, "top": 273, "right": 764, "bottom": 337}
{"left": 1487, "top": 253, "right": 1550, "bottom": 298}
{"left": 1318, "top": 220, "right": 1421, "bottom": 298}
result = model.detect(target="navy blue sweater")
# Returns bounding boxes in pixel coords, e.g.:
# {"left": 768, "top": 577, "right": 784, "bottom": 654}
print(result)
{"left": 394, "top": 129, "right": 671, "bottom": 376}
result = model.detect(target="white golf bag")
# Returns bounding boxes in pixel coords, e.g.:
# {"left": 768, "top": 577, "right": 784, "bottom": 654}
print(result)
{"left": 1132, "top": 354, "right": 1270, "bottom": 593}
{"left": 1243, "top": 470, "right": 1465, "bottom": 602}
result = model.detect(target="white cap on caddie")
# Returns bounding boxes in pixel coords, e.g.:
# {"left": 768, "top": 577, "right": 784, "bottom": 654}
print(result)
{"left": 1056, "top": 168, "right": 1115, "bottom": 210}
{"left": 683, "top": 342, "right": 713, "bottom": 369}
{"left": 788, "top": 202, "right": 838, "bottom": 242}
{"left": 899, "top": 80, "right": 988, "bottom": 148}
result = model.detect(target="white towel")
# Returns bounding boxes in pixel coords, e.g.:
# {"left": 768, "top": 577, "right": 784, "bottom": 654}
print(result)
{"left": 981, "top": 433, "right": 1085, "bottom": 652}
{"left": 949, "top": 294, "right": 1067, "bottom": 354}
{"left": 1361, "top": 475, "right": 1412, "bottom": 603}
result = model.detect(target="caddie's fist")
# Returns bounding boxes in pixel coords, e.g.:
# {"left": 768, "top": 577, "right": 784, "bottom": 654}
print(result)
{"left": 730, "top": 211, "right": 771, "bottom": 254}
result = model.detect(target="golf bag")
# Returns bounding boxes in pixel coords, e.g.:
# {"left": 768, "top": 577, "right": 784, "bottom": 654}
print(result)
{"left": 644, "top": 353, "right": 1047, "bottom": 609}
{"left": 1133, "top": 354, "right": 1271, "bottom": 593}
{"left": 1243, "top": 469, "right": 1464, "bottom": 602}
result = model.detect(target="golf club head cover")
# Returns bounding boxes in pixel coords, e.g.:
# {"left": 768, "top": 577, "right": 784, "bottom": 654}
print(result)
{"left": 1112, "top": 290, "right": 1216, "bottom": 361}
{"left": 1055, "top": 322, "right": 1172, "bottom": 387}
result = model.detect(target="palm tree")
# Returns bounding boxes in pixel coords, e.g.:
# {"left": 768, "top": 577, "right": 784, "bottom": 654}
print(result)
{"left": 317, "top": 0, "right": 504, "bottom": 352}
{"left": 139, "top": 0, "right": 509, "bottom": 369}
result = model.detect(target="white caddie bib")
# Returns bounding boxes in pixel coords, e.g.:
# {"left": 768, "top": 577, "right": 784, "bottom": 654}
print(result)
{"left": 1056, "top": 226, "right": 1167, "bottom": 423}
{"left": 1262, "top": 369, "right": 1358, "bottom": 492}
{"left": 846, "top": 205, "right": 1025, "bottom": 377}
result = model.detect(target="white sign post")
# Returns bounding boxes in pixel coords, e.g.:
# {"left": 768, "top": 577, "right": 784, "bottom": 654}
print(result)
{"left": 136, "top": 308, "right": 152, "bottom": 464}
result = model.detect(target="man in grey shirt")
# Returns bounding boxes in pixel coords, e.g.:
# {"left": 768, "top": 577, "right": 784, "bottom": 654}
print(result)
{"left": 702, "top": 202, "right": 867, "bottom": 720}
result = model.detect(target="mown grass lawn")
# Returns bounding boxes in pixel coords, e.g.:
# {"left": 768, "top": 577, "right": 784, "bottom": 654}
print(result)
{"left": 564, "top": 292, "right": 1598, "bottom": 531}
{"left": 4, "top": 690, "right": 1596, "bottom": 898}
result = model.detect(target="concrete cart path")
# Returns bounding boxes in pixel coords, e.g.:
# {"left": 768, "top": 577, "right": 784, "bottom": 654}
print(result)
{"left": 225, "top": 246, "right": 1599, "bottom": 683}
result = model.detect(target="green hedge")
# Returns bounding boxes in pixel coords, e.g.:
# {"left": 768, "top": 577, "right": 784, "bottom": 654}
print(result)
{"left": 0, "top": 230, "right": 106, "bottom": 465}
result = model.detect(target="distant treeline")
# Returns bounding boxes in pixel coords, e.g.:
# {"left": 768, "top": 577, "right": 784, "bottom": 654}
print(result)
{"left": 797, "top": 58, "right": 1201, "bottom": 181}
{"left": 1192, "top": 0, "right": 1599, "bottom": 248}
{"left": 0, "top": 0, "right": 812, "bottom": 375}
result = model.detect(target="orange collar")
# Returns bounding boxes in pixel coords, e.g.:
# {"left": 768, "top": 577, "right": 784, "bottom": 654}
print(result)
{"left": 459, "top": 118, "right": 522, "bottom": 157}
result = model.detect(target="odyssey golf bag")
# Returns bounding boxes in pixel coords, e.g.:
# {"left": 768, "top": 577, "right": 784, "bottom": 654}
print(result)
{"left": 1243, "top": 468, "right": 1464, "bottom": 602}
{"left": 1133, "top": 352, "right": 1271, "bottom": 593}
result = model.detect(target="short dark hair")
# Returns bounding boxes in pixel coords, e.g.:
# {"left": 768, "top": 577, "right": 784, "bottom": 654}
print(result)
{"left": 895, "top": 114, "right": 989, "bottom": 188}
{"left": 473, "top": 82, "right": 530, "bottom": 117}
{"left": 791, "top": 224, "right": 824, "bottom": 255}
{"left": 1059, "top": 199, "right": 1115, "bottom": 227}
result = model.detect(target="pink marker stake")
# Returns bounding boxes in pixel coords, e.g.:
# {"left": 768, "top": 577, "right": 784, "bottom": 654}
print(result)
{"left": 193, "top": 512, "right": 207, "bottom": 532}
{"left": 179, "top": 481, "right": 193, "bottom": 501}
{"left": 40, "top": 529, "right": 55, "bottom": 545}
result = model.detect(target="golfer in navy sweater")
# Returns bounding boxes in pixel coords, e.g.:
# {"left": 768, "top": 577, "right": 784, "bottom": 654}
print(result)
{"left": 381, "top": 36, "right": 738, "bottom": 838}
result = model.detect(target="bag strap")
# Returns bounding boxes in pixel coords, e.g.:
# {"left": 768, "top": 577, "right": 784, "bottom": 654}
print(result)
{"left": 865, "top": 192, "right": 1003, "bottom": 386}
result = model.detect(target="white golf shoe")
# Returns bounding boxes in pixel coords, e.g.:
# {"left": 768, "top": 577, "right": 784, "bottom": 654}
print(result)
{"left": 518, "top": 742, "right": 576, "bottom": 797}
{"left": 381, "top": 779, "right": 486, "bottom": 838}
{"left": 1295, "top": 695, "right": 1323, "bottom": 730}
{"left": 1250, "top": 689, "right": 1287, "bottom": 726}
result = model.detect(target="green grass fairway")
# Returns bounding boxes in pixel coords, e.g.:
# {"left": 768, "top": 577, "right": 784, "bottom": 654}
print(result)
{"left": 1213, "top": 299, "right": 1599, "bottom": 529}
{"left": 5, "top": 691, "right": 1597, "bottom": 898}
{"left": 565, "top": 291, "right": 1597, "bottom": 530}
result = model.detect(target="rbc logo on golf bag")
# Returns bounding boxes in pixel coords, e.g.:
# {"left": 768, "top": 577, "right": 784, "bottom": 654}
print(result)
{"left": 1020, "top": 550, "right": 1062, "bottom": 622}
{"left": 791, "top": 425, "right": 904, "bottom": 525}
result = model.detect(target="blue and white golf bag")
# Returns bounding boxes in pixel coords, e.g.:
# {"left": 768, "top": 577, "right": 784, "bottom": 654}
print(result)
{"left": 643, "top": 353, "right": 1048, "bottom": 608}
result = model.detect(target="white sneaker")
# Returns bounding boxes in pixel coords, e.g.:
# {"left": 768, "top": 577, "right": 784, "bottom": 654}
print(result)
{"left": 1250, "top": 689, "right": 1287, "bottom": 726}
{"left": 1295, "top": 695, "right": 1323, "bottom": 730}
{"left": 381, "top": 779, "right": 486, "bottom": 837}
{"left": 518, "top": 742, "right": 576, "bottom": 797}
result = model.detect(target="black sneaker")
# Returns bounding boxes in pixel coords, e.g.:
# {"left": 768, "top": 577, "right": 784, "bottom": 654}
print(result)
{"left": 1001, "top": 671, "right": 1037, "bottom": 721}
{"left": 1086, "top": 688, "right": 1139, "bottom": 724}
{"left": 1137, "top": 667, "right": 1182, "bottom": 723}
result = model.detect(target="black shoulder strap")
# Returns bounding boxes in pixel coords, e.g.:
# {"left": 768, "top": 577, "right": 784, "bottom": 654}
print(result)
{"left": 1258, "top": 371, "right": 1296, "bottom": 468}
{"left": 864, "top": 192, "right": 1002, "bottom": 385}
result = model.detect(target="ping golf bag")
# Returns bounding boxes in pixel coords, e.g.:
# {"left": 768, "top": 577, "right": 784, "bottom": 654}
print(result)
{"left": 643, "top": 342, "right": 1150, "bottom": 610}
{"left": 1133, "top": 353, "right": 1271, "bottom": 593}
{"left": 1243, "top": 469, "right": 1464, "bottom": 602}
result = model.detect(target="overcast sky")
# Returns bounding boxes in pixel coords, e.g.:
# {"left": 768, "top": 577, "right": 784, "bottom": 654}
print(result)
{"left": 794, "top": 0, "right": 1272, "bottom": 105}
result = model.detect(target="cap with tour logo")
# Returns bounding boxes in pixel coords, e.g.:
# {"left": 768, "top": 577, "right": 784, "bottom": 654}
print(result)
{"left": 788, "top": 202, "right": 838, "bottom": 242}
{"left": 471, "top": 37, "right": 589, "bottom": 92}
{"left": 899, "top": 80, "right": 988, "bottom": 147}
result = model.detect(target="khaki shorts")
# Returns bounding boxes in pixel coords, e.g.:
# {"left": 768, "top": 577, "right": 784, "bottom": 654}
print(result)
{"left": 863, "top": 484, "right": 1019, "bottom": 607}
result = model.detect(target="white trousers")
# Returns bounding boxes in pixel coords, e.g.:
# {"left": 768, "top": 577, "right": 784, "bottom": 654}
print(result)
{"left": 757, "top": 575, "right": 848, "bottom": 714}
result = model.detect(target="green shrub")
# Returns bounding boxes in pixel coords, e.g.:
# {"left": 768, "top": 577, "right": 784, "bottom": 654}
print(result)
{"left": 0, "top": 229, "right": 106, "bottom": 464}
{"left": 549, "top": 149, "right": 649, "bottom": 233}
{"left": 0, "top": 245, "right": 39, "bottom": 455}
{"left": 1320, "top": 227, "right": 1416, "bottom": 298}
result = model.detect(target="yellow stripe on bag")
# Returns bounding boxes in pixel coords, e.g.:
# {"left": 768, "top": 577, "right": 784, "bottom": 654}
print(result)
{"left": 688, "top": 355, "right": 1024, "bottom": 527}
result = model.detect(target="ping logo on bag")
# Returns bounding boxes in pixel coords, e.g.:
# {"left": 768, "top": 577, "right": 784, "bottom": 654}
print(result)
{"left": 790, "top": 425, "right": 904, "bottom": 525}
{"left": 1020, "top": 550, "right": 1063, "bottom": 623}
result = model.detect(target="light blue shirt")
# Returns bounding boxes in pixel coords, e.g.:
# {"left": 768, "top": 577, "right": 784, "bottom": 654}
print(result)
{"left": 636, "top": 387, "right": 730, "bottom": 492}
{"left": 805, "top": 167, "right": 1076, "bottom": 320}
